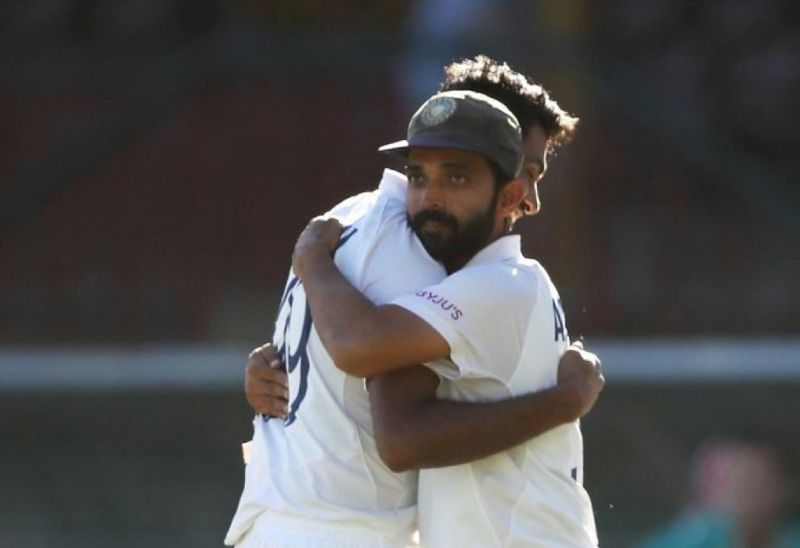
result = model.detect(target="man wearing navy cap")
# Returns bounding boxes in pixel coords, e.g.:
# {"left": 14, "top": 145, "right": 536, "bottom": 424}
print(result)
{"left": 227, "top": 59, "right": 602, "bottom": 548}
{"left": 290, "top": 89, "right": 600, "bottom": 547}
{"left": 377, "top": 89, "right": 527, "bottom": 275}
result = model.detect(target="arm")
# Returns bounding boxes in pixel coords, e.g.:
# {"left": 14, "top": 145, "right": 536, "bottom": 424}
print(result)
{"left": 292, "top": 217, "right": 449, "bottom": 378}
{"left": 370, "top": 342, "right": 605, "bottom": 472}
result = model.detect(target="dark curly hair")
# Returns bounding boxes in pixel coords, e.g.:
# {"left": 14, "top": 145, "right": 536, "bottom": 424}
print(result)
{"left": 439, "top": 55, "right": 579, "bottom": 154}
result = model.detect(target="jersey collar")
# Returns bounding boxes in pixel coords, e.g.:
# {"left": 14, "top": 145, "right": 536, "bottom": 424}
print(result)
{"left": 378, "top": 169, "right": 408, "bottom": 201}
{"left": 464, "top": 234, "right": 523, "bottom": 267}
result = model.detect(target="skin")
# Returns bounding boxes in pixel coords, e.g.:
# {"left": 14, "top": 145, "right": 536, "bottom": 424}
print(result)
{"left": 287, "top": 142, "right": 604, "bottom": 471}
{"left": 404, "top": 148, "right": 521, "bottom": 272}
{"left": 290, "top": 148, "right": 521, "bottom": 376}
{"left": 244, "top": 345, "right": 289, "bottom": 418}
{"left": 244, "top": 342, "right": 601, "bottom": 420}
{"left": 291, "top": 145, "right": 533, "bottom": 376}
{"left": 244, "top": 95, "right": 601, "bottom": 469}
{"left": 517, "top": 125, "right": 548, "bottom": 218}
{"left": 246, "top": 126, "right": 553, "bottom": 419}
{"left": 246, "top": 340, "right": 603, "bottom": 471}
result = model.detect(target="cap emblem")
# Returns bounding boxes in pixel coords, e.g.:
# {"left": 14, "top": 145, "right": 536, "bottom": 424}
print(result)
{"left": 419, "top": 97, "right": 457, "bottom": 126}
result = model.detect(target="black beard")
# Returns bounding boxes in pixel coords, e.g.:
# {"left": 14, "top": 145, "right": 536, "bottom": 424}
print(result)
{"left": 408, "top": 193, "right": 497, "bottom": 272}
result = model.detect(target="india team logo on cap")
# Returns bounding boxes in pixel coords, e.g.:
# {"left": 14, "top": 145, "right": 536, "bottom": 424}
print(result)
{"left": 419, "top": 96, "right": 457, "bottom": 126}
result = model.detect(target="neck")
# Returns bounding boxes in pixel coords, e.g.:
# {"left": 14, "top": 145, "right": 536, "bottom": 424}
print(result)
{"left": 443, "top": 244, "right": 487, "bottom": 273}
{"left": 443, "top": 256, "right": 469, "bottom": 275}
{"left": 492, "top": 208, "right": 514, "bottom": 235}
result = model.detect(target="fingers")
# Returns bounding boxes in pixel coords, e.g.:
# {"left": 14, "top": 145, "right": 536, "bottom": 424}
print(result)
{"left": 557, "top": 343, "right": 604, "bottom": 391}
{"left": 248, "top": 346, "right": 287, "bottom": 383}
{"left": 568, "top": 340, "right": 604, "bottom": 381}
{"left": 256, "top": 349, "right": 283, "bottom": 370}
{"left": 245, "top": 353, "right": 288, "bottom": 393}
{"left": 246, "top": 343, "right": 289, "bottom": 418}
{"left": 292, "top": 217, "right": 344, "bottom": 277}
{"left": 248, "top": 396, "right": 289, "bottom": 419}
{"left": 246, "top": 369, "right": 289, "bottom": 397}
{"left": 310, "top": 216, "right": 343, "bottom": 243}
{"left": 567, "top": 341, "right": 602, "bottom": 373}
{"left": 312, "top": 215, "right": 343, "bottom": 229}
{"left": 246, "top": 378, "right": 290, "bottom": 418}
{"left": 584, "top": 348, "right": 604, "bottom": 385}
{"left": 249, "top": 343, "right": 284, "bottom": 370}
{"left": 245, "top": 373, "right": 290, "bottom": 418}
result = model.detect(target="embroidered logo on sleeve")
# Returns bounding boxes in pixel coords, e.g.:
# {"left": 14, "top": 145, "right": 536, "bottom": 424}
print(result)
{"left": 415, "top": 290, "right": 463, "bottom": 320}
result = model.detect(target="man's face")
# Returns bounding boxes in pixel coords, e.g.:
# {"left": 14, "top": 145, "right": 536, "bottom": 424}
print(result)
{"left": 518, "top": 125, "right": 548, "bottom": 217}
{"left": 405, "top": 147, "right": 499, "bottom": 271}
{"left": 519, "top": 126, "right": 547, "bottom": 215}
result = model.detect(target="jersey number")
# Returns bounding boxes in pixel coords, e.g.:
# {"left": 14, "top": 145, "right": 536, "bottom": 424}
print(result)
{"left": 274, "top": 275, "right": 312, "bottom": 426}
{"left": 272, "top": 225, "right": 358, "bottom": 425}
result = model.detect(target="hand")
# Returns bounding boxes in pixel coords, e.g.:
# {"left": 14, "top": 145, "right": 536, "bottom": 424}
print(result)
{"left": 245, "top": 343, "right": 290, "bottom": 418}
{"left": 292, "top": 216, "right": 344, "bottom": 279}
{"left": 557, "top": 340, "right": 605, "bottom": 420}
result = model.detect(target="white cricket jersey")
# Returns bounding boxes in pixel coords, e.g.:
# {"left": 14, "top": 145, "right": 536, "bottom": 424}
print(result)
{"left": 392, "top": 236, "right": 599, "bottom": 547}
{"left": 225, "top": 170, "right": 446, "bottom": 547}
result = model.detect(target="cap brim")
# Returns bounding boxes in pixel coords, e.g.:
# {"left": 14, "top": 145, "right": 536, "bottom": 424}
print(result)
{"left": 377, "top": 139, "right": 410, "bottom": 157}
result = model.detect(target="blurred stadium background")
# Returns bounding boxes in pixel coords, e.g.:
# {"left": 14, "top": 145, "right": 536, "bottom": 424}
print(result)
{"left": 1, "top": 0, "right": 798, "bottom": 546}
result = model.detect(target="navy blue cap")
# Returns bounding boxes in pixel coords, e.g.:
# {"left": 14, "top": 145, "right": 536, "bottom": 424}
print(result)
{"left": 379, "top": 90, "right": 523, "bottom": 180}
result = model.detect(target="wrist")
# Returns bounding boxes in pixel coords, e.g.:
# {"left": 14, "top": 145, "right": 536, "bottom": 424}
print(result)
{"left": 551, "top": 383, "right": 583, "bottom": 423}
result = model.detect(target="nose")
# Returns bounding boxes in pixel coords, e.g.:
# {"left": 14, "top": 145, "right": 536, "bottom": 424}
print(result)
{"left": 419, "top": 181, "right": 444, "bottom": 210}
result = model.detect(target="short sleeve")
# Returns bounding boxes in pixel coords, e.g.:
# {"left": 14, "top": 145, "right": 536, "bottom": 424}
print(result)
{"left": 390, "top": 265, "right": 538, "bottom": 381}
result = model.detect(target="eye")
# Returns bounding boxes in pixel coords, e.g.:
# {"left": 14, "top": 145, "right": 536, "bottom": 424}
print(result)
{"left": 448, "top": 173, "right": 468, "bottom": 185}
{"left": 407, "top": 171, "right": 425, "bottom": 187}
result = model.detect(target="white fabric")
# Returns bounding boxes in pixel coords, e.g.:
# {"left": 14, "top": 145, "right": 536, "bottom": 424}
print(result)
{"left": 392, "top": 236, "right": 599, "bottom": 547}
{"left": 235, "top": 509, "right": 410, "bottom": 548}
{"left": 225, "top": 170, "right": 445, "bottom": 547}
{"left": 227, "top": 168, "right": 598, "bottom": 547}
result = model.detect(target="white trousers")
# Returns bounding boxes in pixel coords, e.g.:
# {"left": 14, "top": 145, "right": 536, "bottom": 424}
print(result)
{"left": 234, "top": 511, "right": 416, "bottom": 548}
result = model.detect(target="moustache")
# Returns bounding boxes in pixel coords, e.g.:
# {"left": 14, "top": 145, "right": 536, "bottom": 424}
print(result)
{"left": 410, "top": 209, "right": 459, "bottom": 232}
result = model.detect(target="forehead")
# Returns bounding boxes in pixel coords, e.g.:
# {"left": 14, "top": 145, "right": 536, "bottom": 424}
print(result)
{"left": 523, "top": 125, "right": 547, "bottom": 165}
{"left": 407, "top": 147, "right": 492, "bottom": 169}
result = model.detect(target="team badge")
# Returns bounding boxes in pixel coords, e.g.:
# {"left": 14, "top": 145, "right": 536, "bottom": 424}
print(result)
{"left": 420, "top": 97, "right": 457, "bottom": 126}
